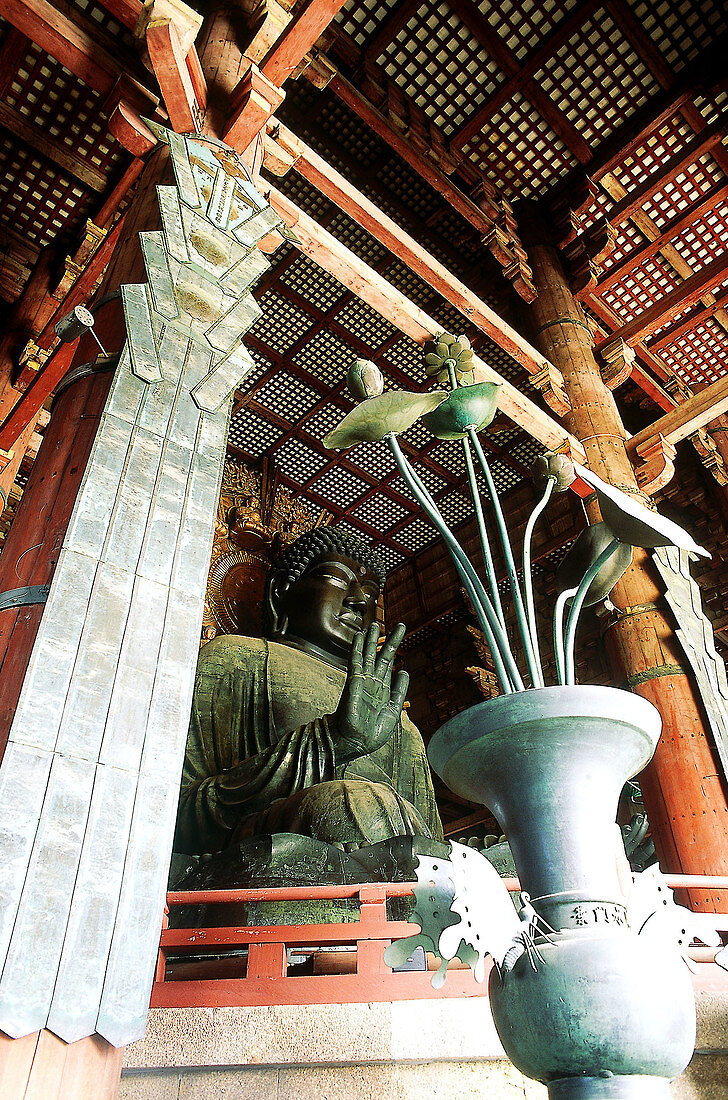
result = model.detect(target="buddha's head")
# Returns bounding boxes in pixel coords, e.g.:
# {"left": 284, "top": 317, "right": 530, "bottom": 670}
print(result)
{"left": 265, "top": 528, "right": 387, "bottom": 669}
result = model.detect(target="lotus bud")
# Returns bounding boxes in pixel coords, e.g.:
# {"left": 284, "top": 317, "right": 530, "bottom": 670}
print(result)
{"left": 532, "top": 451, "right": 576, "bottom": 494}
{"left": 347, "top": 358, "right": 384, "bottom": 401}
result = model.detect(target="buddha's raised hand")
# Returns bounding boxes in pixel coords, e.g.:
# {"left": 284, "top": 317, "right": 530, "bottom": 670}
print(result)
{"left": 333, "top": 621, "right": 409, "bottom": 765}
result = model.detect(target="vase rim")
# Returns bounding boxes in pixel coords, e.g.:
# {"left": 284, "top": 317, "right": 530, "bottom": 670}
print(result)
{"left": 428, "top": 684, "right": 661, "bottom": 779}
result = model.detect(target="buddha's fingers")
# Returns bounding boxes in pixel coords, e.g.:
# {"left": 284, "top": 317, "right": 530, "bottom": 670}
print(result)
{"left": 361, "top": 621, "right": 380, "bottom": 676}
{"left": 388, "top": 669, "right": 409, "bottom": 720}
{"left": 348, "top": 628, "right": 365, "bottom": 678}
{"left": 375, "top": 622, "right": 405, "bottom": 682}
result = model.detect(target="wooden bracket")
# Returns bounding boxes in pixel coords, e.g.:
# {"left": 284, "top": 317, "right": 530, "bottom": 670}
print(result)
{"left": 690, "top": 427, "right": 728, "bottom": 486}
{"left": 599, "top": 337, "right": 636, "bottom": 390}
{"left": 262, "top": 126, "right": 302, "bottom": 176}
{"left": 631, "top": 433, "right": 677, "bottom": 495}
{"left": 73, "top": 220, "right": 108, "bottom": 268}
{"left": 224, "top": 63, "right": 286, "bottom": 154}
{"left": 146, "top": 18, "right": 204, "bottom": 133}
{"left": 108, "top": 100, "right": 159, "bottom": 155}
{"left": 567, "top": 217, "right": 617, "bottom": 297}
{"left": 529, "top": 363, "right": 572, "bottom": 417}
{"left": 293, "top": 49, "right": 337, "bottom": 90}
{"left": 550, "top": 173, "right": 595, "bottom": 247}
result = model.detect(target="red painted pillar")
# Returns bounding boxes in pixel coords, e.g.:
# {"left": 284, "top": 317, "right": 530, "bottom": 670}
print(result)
{"left": 523, "top": 215, "right": 728, "bottom": 910}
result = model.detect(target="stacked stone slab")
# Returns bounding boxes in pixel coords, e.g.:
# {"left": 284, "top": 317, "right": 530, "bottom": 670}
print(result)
{"left": 0, "top": 125, "right": 280, "bottom": 1047}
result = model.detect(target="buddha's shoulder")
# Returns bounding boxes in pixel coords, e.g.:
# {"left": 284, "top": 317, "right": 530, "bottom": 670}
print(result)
{"left": 196, "top": 634, "right": 267, "bottom": 674}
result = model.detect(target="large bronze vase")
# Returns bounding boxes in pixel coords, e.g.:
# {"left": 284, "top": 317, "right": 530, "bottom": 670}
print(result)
{"left": 429, "top": 686, "right": 696, "bottom": 1099}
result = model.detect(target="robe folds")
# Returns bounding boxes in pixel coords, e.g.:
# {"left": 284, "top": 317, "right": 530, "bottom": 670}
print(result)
{"left": 175, "top": 635, "right": 443, "bottom": 854}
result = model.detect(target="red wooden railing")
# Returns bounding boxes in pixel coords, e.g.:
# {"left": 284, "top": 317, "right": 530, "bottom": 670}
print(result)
{"left": 151, "top": 876, "right": 728, "bottom": 1009}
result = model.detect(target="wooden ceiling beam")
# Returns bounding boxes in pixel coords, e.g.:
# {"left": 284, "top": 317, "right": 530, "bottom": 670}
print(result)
{"left": 265, "top": 147, "right": 543, "bottom": 377}
{"left": 627, "top": 372, "right": 728, "bottom": 454}
{"left": 146, "top": 18, "right": 204, "bottom": 134}
{"left": 99, "top": 0, "right": 142, "bottom": 30}
{"left": 594, "top": 181, "right": 728, "bottom": 292}
{"left": 1, "top": 0, "right": 154, "bottom": 100}
{"left": 265, "top": 124, "right": 524, "bottom": 361}
{"left": 326, "top": 71, "right": 498, "bottom": 236}
{"left": 451, "top": 0, "right": 602, "bottom": 151}
{"left": 0, "top": 26, "right": 30, "bottom": 99}
{"left": 265, "top": 183, "right": 586, "bottom": 461}
{"left": 260, "top": 0, "right": 349, "bottom": 87}
{"left": 0, "top": 103, "right": 108, "bottom": 192}
{"left": 596, "top": 252, "right": 728, "bottom": 348}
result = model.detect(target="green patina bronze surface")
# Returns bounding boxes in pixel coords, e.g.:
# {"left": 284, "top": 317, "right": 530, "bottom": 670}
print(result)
{"left": 175, "top": 634, "right": 442, "bottom": 855}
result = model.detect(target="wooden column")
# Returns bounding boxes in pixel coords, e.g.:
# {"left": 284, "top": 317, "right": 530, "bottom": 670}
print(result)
{"left": 522, "top": 211, "right": 728, "bottom": 910}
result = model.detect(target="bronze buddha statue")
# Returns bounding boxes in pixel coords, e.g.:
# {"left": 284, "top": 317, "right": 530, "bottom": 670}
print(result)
{"left": 173, "top": 528, "right": 443, "bottom": 888}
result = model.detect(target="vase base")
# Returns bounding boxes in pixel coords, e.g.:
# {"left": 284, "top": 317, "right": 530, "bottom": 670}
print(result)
{"left": 547, "top": 1074, "right": 671, "bottom": 1100}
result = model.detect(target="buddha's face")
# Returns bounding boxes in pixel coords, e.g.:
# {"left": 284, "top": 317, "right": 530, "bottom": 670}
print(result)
{"left": 269, "top": 553, "right": 380, "bottom": 668}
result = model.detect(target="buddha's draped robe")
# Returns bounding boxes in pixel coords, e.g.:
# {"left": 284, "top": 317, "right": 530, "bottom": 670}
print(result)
{"left": 175, "top": 635, "right": 443, "bottom": 854}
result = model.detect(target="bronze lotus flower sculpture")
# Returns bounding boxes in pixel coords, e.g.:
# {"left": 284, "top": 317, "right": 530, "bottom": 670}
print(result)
{"left": 322, "top": 337, "right": 708, "bottom": 694}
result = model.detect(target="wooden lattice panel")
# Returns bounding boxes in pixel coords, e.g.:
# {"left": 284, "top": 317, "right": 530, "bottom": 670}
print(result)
{"left": 291, "top": 328, "right": 358, "bottom": 386}
{"left": 228, "top": 408, "right": 284, "bottom": 456}
{"left": 625, "top": 0, "right": 728, "bottom": 69}
{"left": 603, "top": 254, "right": 683, "bottom": 321}
{"left": 460, "top": 88, "right": 578, "bottom": 198}
{"left": 272, "top": 435, "right": 330, "bottom": 485}
{"left": 67, "top": 0, "right": 135, "bottom": 46}
{"left": 669, "top": 199, "right": 728, "bottom": 270}
{"left": 5, "top": 40, "right": 123, "bottom": 176}
{"left": 392, "top": 514, "right": 438, "bottom": 554}
{"left": 351, "top": 493, "right": 413, "bottom": 531}
{"left": 376, "top": 0, "right": 504, "bottom": 137}
{"left": 640, "top": 152, "right": 726, "bottom": 228}
{"left": 534, "top": 7, "right": 662, "bottom": 149}
{"left": 336, "top": 0, "right": 394, "bottom": 49}
{"left": 477, "top": 0, "right": 579, "bottom": 61}
{"left": 307, "top": 463, "right": 371, "bottom": 509}
{"left": 248, "top": 289, "right": 313, "bottom": 351}
{"left": 659, "top": 317, "right": 728, "bottom": 387}
{"left": 0, "top": 134, "right": 92, "bottom": 247}
{"left": 610, "top": 113, "right": 697, "bottom": 191}
{"left": 279, "top": 253, "right": 347, "bottom": 311}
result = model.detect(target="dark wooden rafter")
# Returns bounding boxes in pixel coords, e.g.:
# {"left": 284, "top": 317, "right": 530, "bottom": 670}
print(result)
{"left": 451, "top": 0, "right": 603, "bottom": 151}
{"left": 446, "top": 0, "right": 591, "bottom": 164}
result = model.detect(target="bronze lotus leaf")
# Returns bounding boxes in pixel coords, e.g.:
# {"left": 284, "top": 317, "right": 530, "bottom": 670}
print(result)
{"left": 556, "top": 522, "right": 633, "bottom": 607}
{"left": 574, "top": 463, "right": 710, "bottom": 558}
{"left": 346, "top": 358, "right": 384, "bottom": 401}
{"left": 422, "top": 382, "right": 500, "bottom": 440}
{"left": 323, "top": 390, "right": 448, "bottom": 450}
{"left": 532, "top": 451, "right": 576, "bottom": 494}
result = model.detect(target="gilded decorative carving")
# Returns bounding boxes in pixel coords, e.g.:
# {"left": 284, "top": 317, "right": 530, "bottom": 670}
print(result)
{"left": 202, "top": 455, "right": 333, "bottom": 641}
